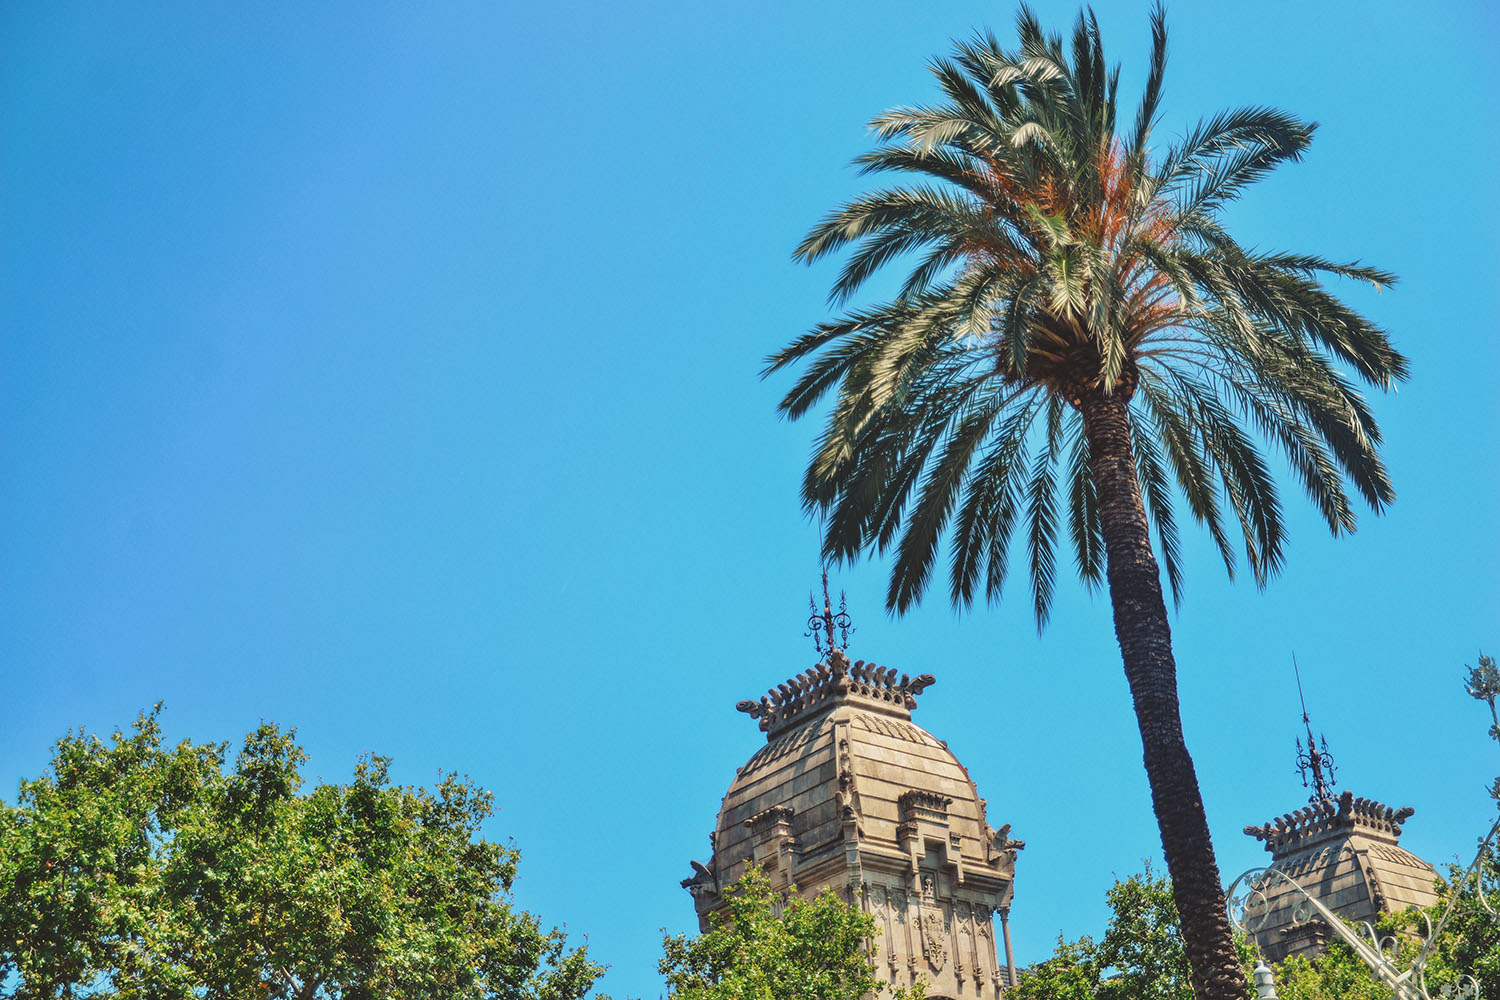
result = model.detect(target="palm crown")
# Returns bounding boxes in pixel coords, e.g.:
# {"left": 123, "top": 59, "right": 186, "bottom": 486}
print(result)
{"left": 767, "top": 6, "right": 1407, "bottom": 625}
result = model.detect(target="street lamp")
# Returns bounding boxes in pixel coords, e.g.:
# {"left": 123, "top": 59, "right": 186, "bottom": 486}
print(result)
{"left": 1251, "top": 961, "right": 1279, "bottom": 1000}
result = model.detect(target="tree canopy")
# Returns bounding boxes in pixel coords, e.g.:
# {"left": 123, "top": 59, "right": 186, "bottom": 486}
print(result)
{"left": 0, "top": 707, "right": 604, "bottom": 1000}
{"left": 1007, "top": 866, "right": 1197, "bottom": 1000}
{"left": 658, "top": 868, "right": 923, "bottom": 1000}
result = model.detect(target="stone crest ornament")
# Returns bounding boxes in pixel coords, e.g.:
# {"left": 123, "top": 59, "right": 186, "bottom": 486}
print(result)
{"left": 923, "top": 908, "right": 947, "bottom": 972}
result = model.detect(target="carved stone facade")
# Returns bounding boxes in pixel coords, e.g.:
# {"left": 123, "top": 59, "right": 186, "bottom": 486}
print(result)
{"left": 683, "top": 649, "right": 1021, "bottom": 999}
{"left": 1242, "top": 789, "right": 1439, "bottom": 963}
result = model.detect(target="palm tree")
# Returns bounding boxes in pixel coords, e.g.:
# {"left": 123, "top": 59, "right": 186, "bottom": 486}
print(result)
{"left": 764, "top": 8, "right": 1406, "bottom": 999}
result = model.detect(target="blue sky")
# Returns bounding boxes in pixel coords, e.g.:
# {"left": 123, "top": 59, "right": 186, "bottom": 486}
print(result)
{"left": 3, "top": 1, "right": 1497, "bottom": 996}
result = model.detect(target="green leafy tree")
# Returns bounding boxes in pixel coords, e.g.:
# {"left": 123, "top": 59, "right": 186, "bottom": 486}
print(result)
{"left": 766, "top": 8, "right": 1404, "bottom": 997}
{"left": 0, "top": 708, "right": 605, "bottom": 1000}
{"left": 1394, "top": 843, "right": 1500, "bottom": 998}
{"left": 658, "top": 868, "right": 924, "bottom": 1000}
{"left": 1008, "top": 935, "right": 1102, "bottom": 1000}
{"left": 1268, "top": 937, "right": 1408, "bottom": 1000}
{"left": 1094, "top": 867, "right": 1195, "bottom": 1000}
{"left": 1009, "top": 867, "right": 1201, "bottom": 1000}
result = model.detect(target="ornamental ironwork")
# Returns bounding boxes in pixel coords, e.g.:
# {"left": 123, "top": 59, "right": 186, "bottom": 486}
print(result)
{"left": 805, "top": 566, "right": 853, "bottom": 655}
{"left": 1293, "top": 655, "right": 1338, "bottom": 803}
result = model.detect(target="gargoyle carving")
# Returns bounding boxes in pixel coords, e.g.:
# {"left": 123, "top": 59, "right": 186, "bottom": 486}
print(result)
{"left": 905, "top": 673, "right": 937, "bottom": 696}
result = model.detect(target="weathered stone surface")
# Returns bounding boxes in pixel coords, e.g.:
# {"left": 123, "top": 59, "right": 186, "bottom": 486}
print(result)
{"left": 684, "top": 649, "right": 1020, "bottom": 1000}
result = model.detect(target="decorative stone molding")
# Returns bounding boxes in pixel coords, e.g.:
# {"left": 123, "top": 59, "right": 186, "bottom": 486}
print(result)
{"left": 897, "top": 791, "right": 966, "bottom": 888}
{"left": 680, "top": 834, "right": 719, "bottom": 899}
{"left": 744, "top": 805, "right": 795, "bottom": 839}
{"left": 736, "top": 650, "right": 938, "bottom": 739}
{"left": 744, "top": 805, "right": 797, "bottom": 885}
{"left": 1243, "top": 789, "right": 1415, "bottom": 852}
{"left": 899, "top": 790, "right": 953, "bottom": 824}
{"left": 836, "top": 728, "right": 864, "bottom": 845}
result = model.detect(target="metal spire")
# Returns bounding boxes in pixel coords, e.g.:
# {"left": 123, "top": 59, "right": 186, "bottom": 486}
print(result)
{"left": 1293, "top": 654, "right": 1338, "bottom": 803}
{"left": 805, "top": 566, "right": 852, "bottom": 656}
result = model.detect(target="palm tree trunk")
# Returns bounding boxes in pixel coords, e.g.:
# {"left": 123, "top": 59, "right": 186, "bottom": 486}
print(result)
{"left": 1079, "top": 389, "right": 1244, "bottom": 1000}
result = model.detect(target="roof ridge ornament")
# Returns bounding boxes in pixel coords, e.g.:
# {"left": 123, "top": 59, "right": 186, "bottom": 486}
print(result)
{"left": 1293, "top": 654, "right": 1339, "bottom": 803}
{"left": 805, "top": 566, "right": 853, "bottom": 656}
{"left": 735, "top": 657, "right": 937, "bottom": 739}
{"left": 1242, "top": 788, "right": 1416, "bottom": 850}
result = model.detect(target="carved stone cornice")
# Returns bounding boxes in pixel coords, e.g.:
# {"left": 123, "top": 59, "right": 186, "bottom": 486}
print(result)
{"left": 736, "top": 650, "right": 937, "bottom": 739}
{"left": 1243, "top": 789, "right": 1414, "bottom": 854}
{"left": 744, "top": 805, "right": 795, "bottom": 839}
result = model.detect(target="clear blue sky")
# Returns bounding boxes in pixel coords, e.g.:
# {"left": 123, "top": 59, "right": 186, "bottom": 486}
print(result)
{"left": 3, "top": 2, "right": 1497, "bottom": 996}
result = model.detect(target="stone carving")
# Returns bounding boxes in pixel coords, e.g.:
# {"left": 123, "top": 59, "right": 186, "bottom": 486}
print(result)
{"left": 836, "top": 734, "right": 863, "bottom": 830}
{"left": 744, "top": 805, "right": 794, "bottom": 838}
{"left": 899, "top": 789, "right": 953, "bottom": 823}
{"left": 680, "top": 853, "right": 717, "bottom": 897}
{"left": 1243, "top": 789, "right": 1416, "bottom": 851}
{"left": 741, "top": 716, "right": 830, "bottom": 772}
{"left": 736, "top": 653, "right": 941, "bottom": 737}
{"left": 976, "top": 904, "right": 993, "bottom": 938}
{"left": 988, "top": 822, "right": 1027, "bottom": 866}
{"left": 872, "top": 886, "right": 896, "bottom": 965}
{"left": 993, "top": 823, "right": 1026, "bottom": 851}
{"left": 854, "top": 713, "right": 940, "bottom": 745}
{"left": 923, "top": 908, "right": 947, "bottom": 972}
{"left": 904, "top": 672, "right": 936, "bottom": 698}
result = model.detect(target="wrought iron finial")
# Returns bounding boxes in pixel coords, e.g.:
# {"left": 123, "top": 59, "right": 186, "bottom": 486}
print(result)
{"left": 1293, "top": 655, "right": 1338, "bottom": 803}
{"left": 805, "top": 566, "right": 853, "bottom": 655}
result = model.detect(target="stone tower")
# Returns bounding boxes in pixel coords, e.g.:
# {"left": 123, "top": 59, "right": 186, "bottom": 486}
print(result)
{"left": 1239, "top": 676, "right": 1440, "bottom": 963}
{"left": 1242, "top": 789, "right": 1439, "bottom": 963}
{"left": 682, "top": 644, "right": 1022, "bottom": 999}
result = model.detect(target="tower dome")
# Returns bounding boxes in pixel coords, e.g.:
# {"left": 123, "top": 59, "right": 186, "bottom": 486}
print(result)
{"left": 1242, "top": 791, "right": 1438, "bottom": 962}
{"left": 1239, "top": 683, "right": 1439, "bottom": 963}
{"left": 683, "top": 647, "right": 1022, "bottom": 999}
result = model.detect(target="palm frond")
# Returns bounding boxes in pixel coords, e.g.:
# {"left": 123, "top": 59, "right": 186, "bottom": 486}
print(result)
{"left": 948, "top": 398, "right": 1042, "bottom": 607}
{"left": 1066, "top": 421, "right": 1104, "bottom": 588}
{"left": 888, "top": 388, "right": 1011, "bottom": 612}
{"left": 1127, "top": 3, "right": 1167, "bottom": 175}
{"left": 1131, "top": 416, "right": 1184, "bottom": 606}
{"left": 1156, "top": 106, "right": 1313, "bottom": 197}
{"left": 1025, "top": 398, "right": 1063, "bottom": 629}
{"left": 853, "top": 146, "right": 991, "bottom": 198}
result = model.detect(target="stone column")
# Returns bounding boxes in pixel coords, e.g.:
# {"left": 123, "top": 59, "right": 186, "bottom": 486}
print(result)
{"left": 1000, "top": 907, "right": 1017, "bottom": 986}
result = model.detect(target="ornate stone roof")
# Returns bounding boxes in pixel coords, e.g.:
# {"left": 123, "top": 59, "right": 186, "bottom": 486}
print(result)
{"left": 1242, "top": 789, "right": 1438, "bottom": 963}
{"left": 1244, "top": 791, "right": 1414, "bottom": 854}
{"left": 734, "top": 652, "right": 935, "bottom": 739}
{"left": 685, "top": 648, "right": 1021, "bottom": 1000}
